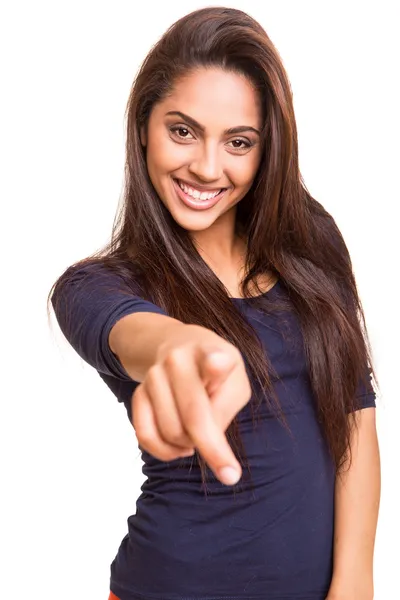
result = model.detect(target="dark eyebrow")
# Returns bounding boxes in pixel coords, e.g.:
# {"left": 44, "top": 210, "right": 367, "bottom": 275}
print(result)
{"left": 165, "top": 111, "right": 260, "bottom": 136}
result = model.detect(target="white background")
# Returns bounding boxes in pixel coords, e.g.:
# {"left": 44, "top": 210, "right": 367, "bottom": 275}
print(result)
{"left": 1, "top": 1, "right": 398, "bottom": 599}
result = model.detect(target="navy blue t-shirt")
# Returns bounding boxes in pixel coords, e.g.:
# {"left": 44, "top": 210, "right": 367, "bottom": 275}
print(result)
{"left": 52, "top": 264, "right": 376, "bottom": 600}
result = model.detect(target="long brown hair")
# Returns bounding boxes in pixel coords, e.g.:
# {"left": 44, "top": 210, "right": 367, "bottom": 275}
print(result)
{"left": 48, "top": 6, "right": 377, "bottom": 489}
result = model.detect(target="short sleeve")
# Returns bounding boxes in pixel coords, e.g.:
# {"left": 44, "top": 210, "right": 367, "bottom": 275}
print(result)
{"left": 353, "top": 367, "right": 376, "bottom": 411}
{"left": 51, "top": 263, "right": 169, "bottom": 381}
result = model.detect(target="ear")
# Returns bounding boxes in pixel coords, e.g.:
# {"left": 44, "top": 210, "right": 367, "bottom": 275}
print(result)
{"left": 140, "top": 125, "right": 147, "bottom": 147}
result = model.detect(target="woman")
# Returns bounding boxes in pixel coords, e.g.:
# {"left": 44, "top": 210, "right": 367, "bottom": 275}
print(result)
{"left": 49, "top": 7, "right": 380, "bottom": 600}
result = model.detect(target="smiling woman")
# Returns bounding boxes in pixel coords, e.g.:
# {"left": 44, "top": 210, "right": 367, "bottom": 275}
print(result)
{"left": 48, "top": 5, "right": 380, "bottom": 600}
{"left": 140, "top": 68, "right": 263, "bottom": 228}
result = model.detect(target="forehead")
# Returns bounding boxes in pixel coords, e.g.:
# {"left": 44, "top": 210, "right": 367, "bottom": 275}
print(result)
{"left": 156, "top": 68, "right": 262, "bottom": 129}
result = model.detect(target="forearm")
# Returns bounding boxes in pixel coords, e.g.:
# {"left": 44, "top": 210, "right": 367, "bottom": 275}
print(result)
{"left": 328, "top": 408, "right": 381, "bottom": 599}
{"left": 109, "top": 312, "right": 186, "bottom": 382}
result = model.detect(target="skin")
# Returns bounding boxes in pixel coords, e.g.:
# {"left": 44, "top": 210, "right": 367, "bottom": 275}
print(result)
{"left": 140, "top": 67, "right": 275, "bottom": 295}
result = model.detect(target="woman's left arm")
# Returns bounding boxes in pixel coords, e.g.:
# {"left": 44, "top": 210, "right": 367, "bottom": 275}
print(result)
{"left": 326, "top": 407, "right": 381, "bottom": 600}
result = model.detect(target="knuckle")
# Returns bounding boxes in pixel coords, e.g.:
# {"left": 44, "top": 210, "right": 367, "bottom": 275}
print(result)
{"left": 163, "top": 348, "right": 185, "bottom": 367}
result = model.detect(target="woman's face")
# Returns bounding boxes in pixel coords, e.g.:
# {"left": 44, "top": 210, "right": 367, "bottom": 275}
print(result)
{"left": 141, "top": 67, "right": 263, "bottom": 235}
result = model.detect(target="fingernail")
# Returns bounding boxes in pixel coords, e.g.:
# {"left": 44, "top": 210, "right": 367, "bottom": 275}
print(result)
{"left": 219, "top": 466, "right": 241, "bottom": 486}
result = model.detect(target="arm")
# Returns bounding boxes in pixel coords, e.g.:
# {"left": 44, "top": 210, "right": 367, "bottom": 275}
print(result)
{"left": 109, "top": 311, "right": 186, "bottom": 382}
{"left": 327, "top": 407, "right": 381, "bottom": 600}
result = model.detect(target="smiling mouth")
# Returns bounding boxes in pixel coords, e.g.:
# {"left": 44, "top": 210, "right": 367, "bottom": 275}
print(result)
{"left": 172, "top": 177, "right": 229, "bottom": 210}
{"left": 174, "top": 178, "right": 226, "bottom": 200}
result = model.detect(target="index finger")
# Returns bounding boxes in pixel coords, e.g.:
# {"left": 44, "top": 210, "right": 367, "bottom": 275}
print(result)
{"left": 166, "top": 351, "right": 242, "bottom": 486}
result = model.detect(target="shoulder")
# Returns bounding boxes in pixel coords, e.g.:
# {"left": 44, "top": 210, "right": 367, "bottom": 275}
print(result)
{"left": 54, "top": 258, "right": 141, "bottom": 295}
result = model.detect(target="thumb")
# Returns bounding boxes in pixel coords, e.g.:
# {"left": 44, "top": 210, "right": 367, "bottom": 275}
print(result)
{"left": 201, "top": 351, "right": 237, "bottom": 394}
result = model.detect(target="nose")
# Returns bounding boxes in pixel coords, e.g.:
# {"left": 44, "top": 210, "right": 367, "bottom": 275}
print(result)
{"left": 188, "top": 141, "right": 223, "bottom": 183}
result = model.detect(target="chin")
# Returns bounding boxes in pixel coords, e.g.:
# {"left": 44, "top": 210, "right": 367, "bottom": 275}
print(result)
{"left": 170, "top": 210, "right": 220, "bottom": 232}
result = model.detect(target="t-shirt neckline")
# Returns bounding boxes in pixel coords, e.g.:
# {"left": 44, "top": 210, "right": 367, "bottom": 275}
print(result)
{"left": 230, "top": 279, "right": 280, "bottom": 301}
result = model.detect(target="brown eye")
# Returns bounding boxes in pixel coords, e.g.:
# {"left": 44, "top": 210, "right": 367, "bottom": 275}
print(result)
{"left": 228, "top": 139, "right": 252, "bottom": 150}
{"left": 169, "top": 125, "right": 194, "bottom": 140}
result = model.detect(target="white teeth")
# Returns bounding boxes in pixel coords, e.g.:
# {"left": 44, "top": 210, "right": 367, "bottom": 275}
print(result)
{"left": 177, "top": 179, "right": 221, "bottom": 200}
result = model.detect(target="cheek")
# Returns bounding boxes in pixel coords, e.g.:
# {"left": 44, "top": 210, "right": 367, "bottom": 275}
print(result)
{"left": 229, "top": 154, "right": 261, "bottom": 188}
{"left": 147, "top": 132, "right": 187, "bottom": 175}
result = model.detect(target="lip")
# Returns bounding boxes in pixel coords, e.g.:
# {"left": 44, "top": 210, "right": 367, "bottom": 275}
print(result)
{"left": 177, "top": 177, "right": 226, "bottom": 193}
{"left": 172, "top": 178, "right": 227, "bottom": 211}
